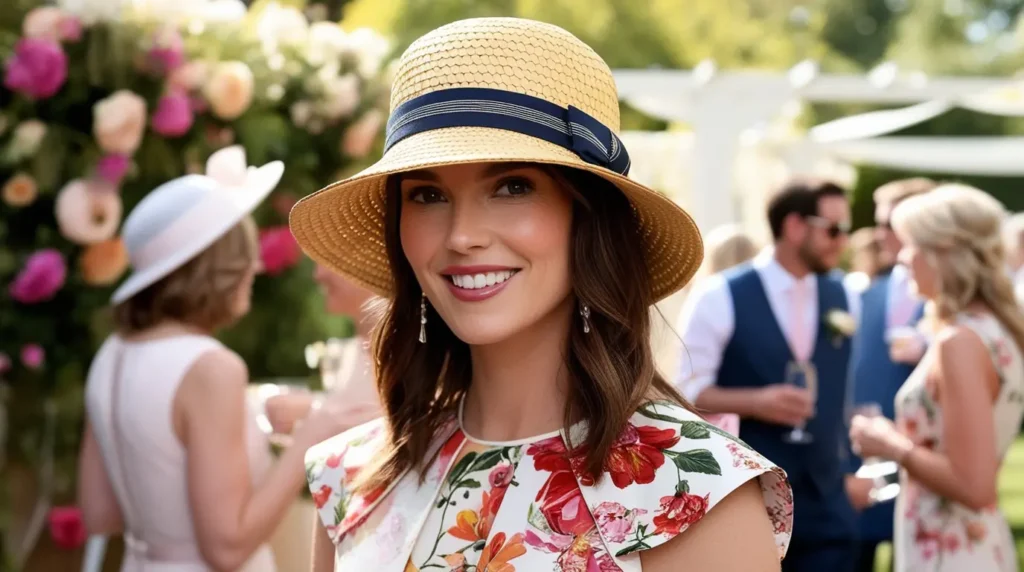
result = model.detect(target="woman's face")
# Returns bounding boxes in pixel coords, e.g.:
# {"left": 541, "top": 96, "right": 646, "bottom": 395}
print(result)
{"left": 399, "top": 163, "right": 574, "bottom": 346}
{"left": 313, "top": 264, "right": 373, "bottom": 317}
{"left": 897, "top": 239, "right": 939, "bottom": 299}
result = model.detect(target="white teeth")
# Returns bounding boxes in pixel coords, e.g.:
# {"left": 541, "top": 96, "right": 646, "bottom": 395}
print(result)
{"left": 449, "top": 270, "right": 516, "bottom": 290}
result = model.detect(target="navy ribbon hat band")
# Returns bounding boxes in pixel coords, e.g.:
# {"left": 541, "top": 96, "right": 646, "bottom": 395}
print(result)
{"left": 384, "top": 87, "right": 631, "bottom": 176}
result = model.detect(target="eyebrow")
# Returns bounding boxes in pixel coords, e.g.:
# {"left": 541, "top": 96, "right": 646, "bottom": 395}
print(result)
{"left": 400, "top": 162, "right": 536, "bottom": 183}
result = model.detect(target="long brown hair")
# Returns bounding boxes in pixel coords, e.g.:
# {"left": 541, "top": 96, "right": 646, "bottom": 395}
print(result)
{"left": 357, "top": 165, "right": 689, "bottom": 492}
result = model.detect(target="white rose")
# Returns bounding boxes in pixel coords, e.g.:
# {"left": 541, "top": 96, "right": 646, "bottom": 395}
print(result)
{"left": 290, "top": 101, "right": 314, "bottom": 127}
{"left": 204, "top": 61, "right": 254, "bottom": 120}
{"left": 199, "top": 0, "right": 246, "bottom": 24}
{"left": 57, "top": 0, "right": 128, "bottom": 24}
{"left": 10, "top": 120, "right": 47, "bottom": 159}
{"left": 93, "top": 90, "right": 147, "bottom": 156}
{"left": 256, "top": 3, "right": 308, "bottom": 49}
{"left": 307, "top": 21, "right": 347, "bottom": 65}
{"left": 129, "top": 0, "right": 205, "bottom": 23}
{"left": 343, "top": 28, "right": 391, "bottom": 78}
{"left": 318, "top": 73, "right": 360, "bottom": 121}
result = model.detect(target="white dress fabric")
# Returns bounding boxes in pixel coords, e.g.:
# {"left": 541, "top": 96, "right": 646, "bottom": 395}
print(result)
{"left": 85, "top": 334, "right": 276, "bottom": 572}
{"left": 894, "top": 312, "right": 1024, "bottom": 572}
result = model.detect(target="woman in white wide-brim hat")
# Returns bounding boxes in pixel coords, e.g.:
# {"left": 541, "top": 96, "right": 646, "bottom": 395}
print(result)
{"left": 76, "top": 147, "right": 350, "bottom": 572}
{"left": 298, "top": 18, "right": 793, "bottom": 572}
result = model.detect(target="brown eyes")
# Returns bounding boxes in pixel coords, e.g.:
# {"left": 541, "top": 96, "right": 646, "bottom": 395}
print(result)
{"left": 405, "top": 176, "right": 535, "bottom": 204}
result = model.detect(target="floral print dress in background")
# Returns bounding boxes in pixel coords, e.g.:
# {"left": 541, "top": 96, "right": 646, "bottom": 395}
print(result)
{"left": 306, "top": 400, "right": 794, "bottom": 571}
{"left": 894, "top": 312, "right": 1024, "bottom": 572}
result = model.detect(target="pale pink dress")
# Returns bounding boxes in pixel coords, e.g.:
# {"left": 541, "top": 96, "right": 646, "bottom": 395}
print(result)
{"left": 85, "top": 334, "right": 276, "bottom": 572}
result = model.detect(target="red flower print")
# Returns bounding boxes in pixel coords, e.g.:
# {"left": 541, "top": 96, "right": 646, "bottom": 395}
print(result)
{"left": 653, "top": 492, "right": 709, "bottom": 536}
{"left": 325, "top": 453, "right": 342, "bottom": 469}
{"left": 490, "top": 461, "right": 514, "bottom": 488}
{"left": 528, "top": 435, "right": 573, "bottom": 473}
{"left": 942, "top": 533, "right": 961, "bottom": 553}
{"left": 965, "top": 520, "right": 987, "bottom": 542}
{"left": 478, "top": 532, "right": 526, "bottom": 572}
{"left": 995, "top": 339, "right": 1013, "bottom": 368}
{"left": 536, "top": 469, "right": 596, "bottom": 537}
{"left": 599, "top": 423, "right": 679, "bottom": 488}
{"left": 312, "top": 485, "right": 332, "bottom": 509}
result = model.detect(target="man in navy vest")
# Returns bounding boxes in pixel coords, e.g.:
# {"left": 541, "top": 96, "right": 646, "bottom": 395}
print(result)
{"left": 676, "top": 179, "right": 860, "bottom": 572}
{"left": 846, "top": 178, "right": 935, "bottom": 572}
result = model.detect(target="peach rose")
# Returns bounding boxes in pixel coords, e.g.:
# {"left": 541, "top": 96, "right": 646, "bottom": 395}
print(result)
{"left": 79, "top": 238, "right": 128, "bottom": 285}
{"left": 93, "top": 90, "right": 147, "bottom": 156}
{"left": 203, "top": 61, "right": 254, "bottom": 120}
{"left": 168, "top": 60, "right": 209, "bottom": 92}
{"left": 341, "top": 109, "right": 383, "bottom": 159}
{"left": 2, "top": 173, "right": 39, "bottom": 207}
{"left": 23, "top": 7, "right": 82, "bottom": 43}
{"left": 54, "top": 179, "right": 122, "bottom": 245}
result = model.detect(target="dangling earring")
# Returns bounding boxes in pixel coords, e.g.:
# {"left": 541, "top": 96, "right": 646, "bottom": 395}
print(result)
{"left": 580, "top": 304, "right": 592, "bottom": 334}
{"left": 419, "top": 293, "right": 428, "bottom": 344}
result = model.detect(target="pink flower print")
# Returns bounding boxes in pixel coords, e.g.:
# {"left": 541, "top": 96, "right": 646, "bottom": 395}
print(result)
{"left": 489, "top": 461, "right": 514, "bottom": 489}
{"left": 592, "top": 501, "right": 645, "bottom": 543}
{"left": 994, "top": 339, "right": 1013, "bottom": 369}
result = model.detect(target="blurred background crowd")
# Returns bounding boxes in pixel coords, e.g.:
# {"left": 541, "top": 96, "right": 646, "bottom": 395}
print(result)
{"left": 3, "top": 0, "right": 1024, "bottom": 571}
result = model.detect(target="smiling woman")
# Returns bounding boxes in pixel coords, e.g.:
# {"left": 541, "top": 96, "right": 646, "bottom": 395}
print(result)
{"left": 290, "top": 17, "right": 794, "bottom": 572}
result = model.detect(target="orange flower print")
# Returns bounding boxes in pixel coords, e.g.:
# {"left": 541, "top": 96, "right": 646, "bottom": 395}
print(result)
{"left": 447, "top": 488, "right": 505, "bottom": 542}
{"left": 965, "top": 520, "right": 987, "bottom": 543}
{"left": 477, "top": 532, "right": 526, "bottom": 572}
{"left": 312, "top": 485, "right": 332, "bottom": 509}
{"left": 443, "top": 553, "right": 467, "bottom": 571}
{"left": 653, "top": 491, "right": 709, "bottom": 536}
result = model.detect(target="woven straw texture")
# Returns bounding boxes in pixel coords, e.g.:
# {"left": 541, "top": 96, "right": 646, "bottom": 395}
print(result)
{"left": 289, "top": 17, "right": 704, "bottom": 301}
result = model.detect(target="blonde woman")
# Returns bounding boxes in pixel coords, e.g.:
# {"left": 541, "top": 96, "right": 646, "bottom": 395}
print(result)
{"left": 76, "top": 148, "right": 348, "bottom": 572}
{"left": 850, "top": 184, "right": 1024, "bottom": 572}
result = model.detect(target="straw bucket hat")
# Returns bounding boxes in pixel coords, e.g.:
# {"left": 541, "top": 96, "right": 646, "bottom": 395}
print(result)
{"left": 289, "top": 17, "right": 703, "bottom": 301}
{"left": 111, "top": 146, "right": 283, "bottom": 304}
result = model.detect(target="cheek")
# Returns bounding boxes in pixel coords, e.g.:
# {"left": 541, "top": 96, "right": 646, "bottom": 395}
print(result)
{"left": 506, "top": 201, "right": 573, "bottom": 279}
{"left": 400, "top": 209, "right": 444, "bottom": 275}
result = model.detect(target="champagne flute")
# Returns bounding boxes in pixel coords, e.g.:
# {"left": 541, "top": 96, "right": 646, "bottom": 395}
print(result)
{"left": 782, "top": 361, "right": 816, "bottom": 444}
{"left": 851, "top": 402, "right": 901, "bottom": 503}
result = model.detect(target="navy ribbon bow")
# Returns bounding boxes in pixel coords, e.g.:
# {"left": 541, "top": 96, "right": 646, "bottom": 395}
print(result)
{"left": 384, "top": 87, "right": 631, "bottom": 176}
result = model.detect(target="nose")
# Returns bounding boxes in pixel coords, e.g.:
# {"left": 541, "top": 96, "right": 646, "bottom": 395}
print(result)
{"left": 445, "top": 199, "right": 490, "bottom": 253}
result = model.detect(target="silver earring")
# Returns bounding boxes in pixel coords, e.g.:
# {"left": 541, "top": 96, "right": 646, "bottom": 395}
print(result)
{"left": 580, "top": 304, "right": 592, "bottom": 334}
{"left": 419, "top": 293, "right": 428, "bottom": 344}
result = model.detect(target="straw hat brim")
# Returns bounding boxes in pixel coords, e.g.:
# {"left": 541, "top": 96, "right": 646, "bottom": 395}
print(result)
{"left": 289, "top": 126, "right": 703, "bottom": 302}
{"left": 110, "top": 161, "right": 284, "bottom": 305}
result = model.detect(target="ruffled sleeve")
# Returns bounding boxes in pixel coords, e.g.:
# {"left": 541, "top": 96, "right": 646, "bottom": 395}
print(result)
{"left": 304, "top": 418, "right": 389, "bottom": 543}
{"left": 573, "top": 401, "right": 794, "bottom": 563}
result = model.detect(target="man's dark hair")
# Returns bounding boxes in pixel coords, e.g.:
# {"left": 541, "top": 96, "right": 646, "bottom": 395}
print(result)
{"left": 766, "top": 179, "right": 847, "bottom": 240}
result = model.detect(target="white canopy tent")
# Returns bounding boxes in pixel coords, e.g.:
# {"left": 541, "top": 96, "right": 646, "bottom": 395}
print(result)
{"left": 612, "top": 66, "right": 1024, "bottom": 236}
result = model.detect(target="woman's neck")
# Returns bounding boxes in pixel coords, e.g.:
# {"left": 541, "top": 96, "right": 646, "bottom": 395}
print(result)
{"left": 462, "top": 298, "right": 574, "bottom": 442}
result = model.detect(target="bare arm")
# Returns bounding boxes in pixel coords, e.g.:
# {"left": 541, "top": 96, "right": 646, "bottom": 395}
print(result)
{"left": 179, "top": 349, "right": 341, "bottom": 572}
{"left": 639, "top": 480, "right": 780, "bottom": 571}
{"left": 311, "top": 516, "right": 335, "bottom": 572}
{"left": 76, "top": 421, "right": 124, "bottom": 535}
{"left": 901, "top": 326, "right": 1001, "bottom": 511}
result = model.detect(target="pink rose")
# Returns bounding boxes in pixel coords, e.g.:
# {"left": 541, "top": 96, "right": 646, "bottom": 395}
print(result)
{"left": 593, "top": 502, "right": 646, "bottom": 543}
{"left": 489, "top": 461, "right": 514, "bottom": 489}
{"left": 147, "top": 28, "right": 184, "bottom": 75}
{"left": 47, "top": 506, "right": 85, "bottom": 550}
{"left": 259, "top": 226, "right": 301, "bottom": 276}
{"left": 151, "top": 92, "right": 194, "bottom": 137}
{"left": 20, "top": 344, "right": 45, "bottom": 370}
{"left": 93, "top": 90, "right": 147, "bottom": 156}
{"left": 9, "top": 249, "right": 67, "bottom": 304}
{"left": 96, "top": 154, "right": 130, "bottom": 185}
{"left": 4, "top": 38, "right": 67, "bottom": 99}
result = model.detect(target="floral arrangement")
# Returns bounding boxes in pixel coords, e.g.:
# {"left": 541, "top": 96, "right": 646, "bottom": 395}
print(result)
{"left": 0, "top": 0, "right": 391, "bottom": 565}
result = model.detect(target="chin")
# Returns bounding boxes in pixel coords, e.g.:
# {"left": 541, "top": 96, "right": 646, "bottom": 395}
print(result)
{"left": 445, "top": 316, "right": 525, "bottom": 346}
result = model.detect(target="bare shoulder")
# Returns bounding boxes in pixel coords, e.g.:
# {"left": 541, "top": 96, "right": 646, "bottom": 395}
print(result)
{"left": 640, "top": 480, "right": 780, "bottom": 571}
{"left": 934, "top": 323, "right": 989, "bottom": 365}
{"left": 180, "top": 346, "right": 248, "bottom": 403}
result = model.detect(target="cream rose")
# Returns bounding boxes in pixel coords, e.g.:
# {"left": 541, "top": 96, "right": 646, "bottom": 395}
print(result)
{"left": 10, "top": 120, "right": 47, "bottom": 159}
{"left": 55, "top": 179, "right": 122, "bottom": 245}
{"left": 204, "top": 61, "right": 254, "bottom": 120}
{"left": 93, "top": 90, "right": 147, "bottom": 156}
{"left": 826, "top": 309, "right": 857, "bottom": 337}
{"left": 168, "top": 60, "right": 209, "bottom": 93}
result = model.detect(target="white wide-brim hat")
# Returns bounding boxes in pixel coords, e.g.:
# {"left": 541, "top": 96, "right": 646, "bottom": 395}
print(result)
{"left": 110, "top": 146, "right": 284, "bottom": 305}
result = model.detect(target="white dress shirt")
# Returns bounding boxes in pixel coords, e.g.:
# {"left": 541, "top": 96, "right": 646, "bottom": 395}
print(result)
{"left": 674, "top": 248, "right": 861, "bottom": 402}
{"left": 886, "top": 264, "right": 919, "bottom": 328}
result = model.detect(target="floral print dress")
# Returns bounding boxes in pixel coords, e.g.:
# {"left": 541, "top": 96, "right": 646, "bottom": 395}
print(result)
{"left": 894, "top": 312, "right": 1024, "bottom": 572}
{"left": 306, "top": 400, "right": 794, "bottom": 571}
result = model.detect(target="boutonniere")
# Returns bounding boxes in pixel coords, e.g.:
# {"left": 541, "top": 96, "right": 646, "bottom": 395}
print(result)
{"left": 824, "top": 309, "right": 857, "bottom": 347}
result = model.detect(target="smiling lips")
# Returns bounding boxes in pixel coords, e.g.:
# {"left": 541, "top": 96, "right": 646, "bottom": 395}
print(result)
{"left": 442, "top": 265, "right": 520, "bottom": 302}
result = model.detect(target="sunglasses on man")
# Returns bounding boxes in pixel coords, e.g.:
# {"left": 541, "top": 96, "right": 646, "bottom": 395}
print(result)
{"left": 806, "top": 215, "right": 850, "bottom": 239}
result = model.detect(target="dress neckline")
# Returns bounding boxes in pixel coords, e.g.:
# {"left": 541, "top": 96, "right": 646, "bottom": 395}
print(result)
{"left": 456, "top": 397, "right": 563, "bottom": 447}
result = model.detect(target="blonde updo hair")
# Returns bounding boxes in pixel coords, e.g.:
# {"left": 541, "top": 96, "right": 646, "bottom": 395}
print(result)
{"left": 891, "top": 184, "right": 1024, "bottom": 350}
